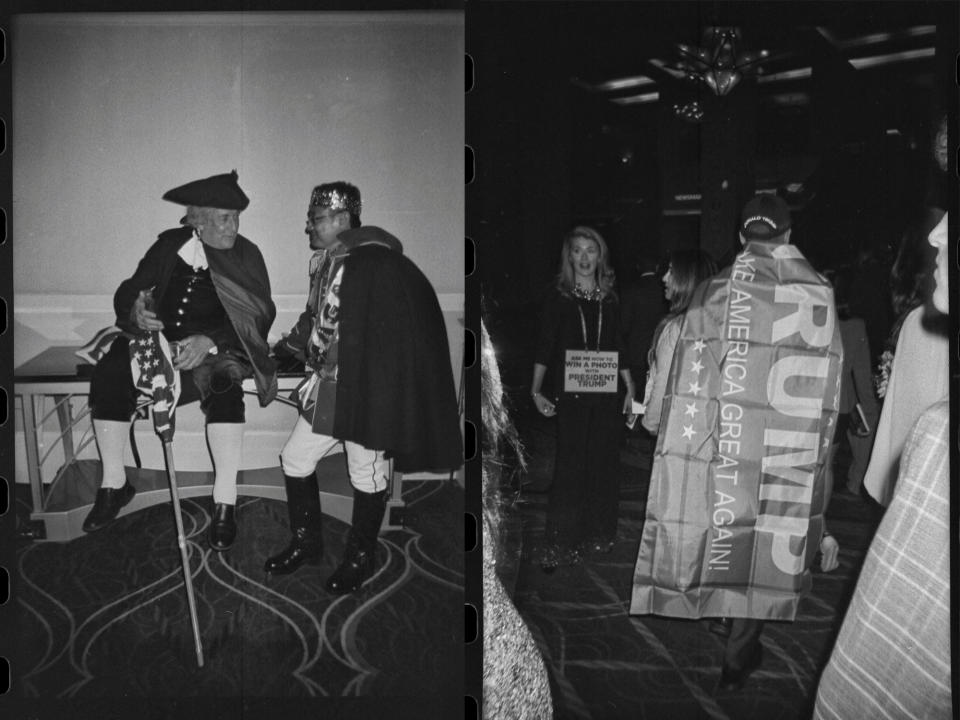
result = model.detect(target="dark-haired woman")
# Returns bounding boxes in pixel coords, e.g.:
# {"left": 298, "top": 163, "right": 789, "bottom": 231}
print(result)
{"left": 641, "top": 250, "right": 717, "bottom": 434}
{"left": 530, "top": 226, "right": 636, "bottom": 569}
{"left": 639, "top": 249, "right": 727, "bottom": 634}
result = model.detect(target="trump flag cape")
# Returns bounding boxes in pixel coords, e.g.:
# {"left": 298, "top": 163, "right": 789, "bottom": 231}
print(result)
{"left": 630, "top": 240, "right": 842, "bottom": 622}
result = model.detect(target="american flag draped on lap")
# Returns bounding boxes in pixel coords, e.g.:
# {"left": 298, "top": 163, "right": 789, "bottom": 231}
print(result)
{"left": 129, "top": 332, "right": 181, "bottom": 443}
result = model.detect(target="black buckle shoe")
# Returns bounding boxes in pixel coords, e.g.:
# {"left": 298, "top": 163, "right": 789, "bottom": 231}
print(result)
{"left": 716, "top": 645, "right": 763, "bottom": 693}
{"left": 324, "top": 547, "right": 375, "bottom": 595}
{"left": 209, "top": 503, "right": 236, "bottom": 552}
{"left": 82, "top": 482, "right": 136, "bottom": 533}
{"left": 264, "top": 529, "right": 323, "bottom": 575}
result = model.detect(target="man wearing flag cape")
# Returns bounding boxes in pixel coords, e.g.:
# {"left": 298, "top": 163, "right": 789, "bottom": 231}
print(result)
{"left": 630, "top": 194, "right": 843, "bottom": 692}
{"left": 83, "top": 171, "right": 278, "bottom": 553}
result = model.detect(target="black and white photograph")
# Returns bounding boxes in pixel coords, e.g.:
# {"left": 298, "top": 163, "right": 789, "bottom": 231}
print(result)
{"left": 1, "top": 0, "right": 957, "bottom": 718}
{"left": 3, "top": 6, "right": 464, "bottom": 717}
{"left": 473, "top": 2, "right": 955, "bottom": 719}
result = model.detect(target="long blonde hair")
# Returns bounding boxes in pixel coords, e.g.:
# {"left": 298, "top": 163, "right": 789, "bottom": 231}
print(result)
{"left": 555, "top": 226, "right": 617, "bottom": 301}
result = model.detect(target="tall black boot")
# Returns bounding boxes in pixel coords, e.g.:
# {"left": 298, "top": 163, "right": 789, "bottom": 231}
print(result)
{"left": 264, "top": 473, "right": 324, "bottom": 575}
{"left": 325, "top": 489, "right": 388, "bottom": 595}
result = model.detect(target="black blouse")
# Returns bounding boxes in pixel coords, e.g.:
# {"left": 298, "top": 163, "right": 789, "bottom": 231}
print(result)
{"left": 534, "top": 289, "right": 624, "bottom": 399}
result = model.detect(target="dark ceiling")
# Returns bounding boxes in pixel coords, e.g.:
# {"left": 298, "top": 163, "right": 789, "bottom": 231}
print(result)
{"left": 566, "top": 12, "right": 942, "bottom": 187}
{"left": 469, "top": 1, "right": 955, "bottom": 304}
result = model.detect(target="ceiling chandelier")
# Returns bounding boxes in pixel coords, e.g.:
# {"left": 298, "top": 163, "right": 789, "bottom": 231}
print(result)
{"left": 674, "top": 27, "right": 769, "bottom": 96}
{"left": 673, "top": 100, "right": 705, "bottom": 123}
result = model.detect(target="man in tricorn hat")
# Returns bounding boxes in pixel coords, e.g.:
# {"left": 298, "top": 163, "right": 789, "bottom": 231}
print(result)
{"left": 83, "top": 171, "right": 278, "bottom": 551}
{"left": 265, "top": 181, "right": 462, "bottom": 594}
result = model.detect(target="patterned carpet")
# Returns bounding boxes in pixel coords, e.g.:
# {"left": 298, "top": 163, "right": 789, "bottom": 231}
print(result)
{"left": 496, "top": 409, "right": 884, "bottom": 720}
{"left": 9, "top": 479, "right": 463, "bottom": 718}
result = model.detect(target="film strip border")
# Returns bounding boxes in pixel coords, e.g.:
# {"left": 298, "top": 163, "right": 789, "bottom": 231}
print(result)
{"left": 464, "top": 47, "right": 479, "bottom": 720}
{"left": 0, "top": 7, "right": 10, "bottom": 702}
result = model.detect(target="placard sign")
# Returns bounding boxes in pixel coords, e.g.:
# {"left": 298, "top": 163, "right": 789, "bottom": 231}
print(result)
{"left": 564, "top": 350, "right": 619, "bottom": 393}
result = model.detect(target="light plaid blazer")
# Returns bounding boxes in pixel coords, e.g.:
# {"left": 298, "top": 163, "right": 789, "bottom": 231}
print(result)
{"left": 814, "top": 400, "right": 951, "bottom": 719}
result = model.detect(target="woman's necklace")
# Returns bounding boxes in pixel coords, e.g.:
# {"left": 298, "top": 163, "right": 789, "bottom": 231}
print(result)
{"left": 572, "top": 283, "right": 602, "bottom": 301}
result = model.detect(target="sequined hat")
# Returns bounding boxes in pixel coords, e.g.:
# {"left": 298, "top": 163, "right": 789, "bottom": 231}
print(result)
{"left": 163, "top": 170, "right": 250, "bottom": 212}
{"left": 740, "top": 194, "right": 791, "bottom": 241}
{"left": 309, "top": 182, "right": 361, "bottom": 217}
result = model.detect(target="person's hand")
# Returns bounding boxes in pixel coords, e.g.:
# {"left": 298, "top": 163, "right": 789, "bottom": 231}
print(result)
{"left": 622, "top": 390, "right": 636, "bottom": 415}
{"left": 271, "top": 341, "right": 294, "bottom": 360}
{"left": 174, "top": 335, "right": 216, "bottom": 371}
{"left": 819, "top": 534, "right": 840, "bottom": 572}
{"left": 271, "top": 340, "right": 305, "bottom": 374}
{"left": 131, "top": 289, "right": 164, "bottom": 332}
{"left": 531, "top": 392, "right": 556, "bottom": 417}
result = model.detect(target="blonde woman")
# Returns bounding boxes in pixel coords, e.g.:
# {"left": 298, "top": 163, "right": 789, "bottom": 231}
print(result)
{"left": 530, "top": 226, "right": 635, "bottom": 570}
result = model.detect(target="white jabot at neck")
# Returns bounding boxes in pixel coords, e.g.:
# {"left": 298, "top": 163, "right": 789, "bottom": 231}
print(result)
{"left": 178, "top": 236, "right": 208, "bottom": 270}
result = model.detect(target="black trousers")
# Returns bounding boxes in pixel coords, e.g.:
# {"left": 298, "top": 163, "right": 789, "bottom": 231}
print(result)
{"left": 89, "top": 336, "right": 245, "bottom": 424}
{"left": 548, "top": 394, "right": 622, "bottom": 545}
{"left": 724, "top": 618, "right": 765, "bottom": 669}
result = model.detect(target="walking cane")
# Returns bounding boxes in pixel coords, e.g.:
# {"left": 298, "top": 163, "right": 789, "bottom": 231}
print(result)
{"left": 162, "top": 440, "right": 205, "bottom": 668}
{"left": 130, "top": 315, "right": 205, "bottom": 668}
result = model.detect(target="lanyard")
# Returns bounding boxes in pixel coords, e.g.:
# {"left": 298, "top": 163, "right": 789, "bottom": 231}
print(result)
{"left": 576, "top": 300, "right": 603, "bottom": 351}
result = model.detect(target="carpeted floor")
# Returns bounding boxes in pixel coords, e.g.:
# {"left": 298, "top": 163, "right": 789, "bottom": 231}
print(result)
{"left": 9, "top": 478, "right": 463, "bottom": 718}
{"left": 496, "top": 407, "right": 884, "bottom": 720}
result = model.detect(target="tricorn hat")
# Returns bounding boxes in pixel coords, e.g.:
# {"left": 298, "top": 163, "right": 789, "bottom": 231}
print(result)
{"left": 163, "top": 170, "right": 250, "bottom": 213}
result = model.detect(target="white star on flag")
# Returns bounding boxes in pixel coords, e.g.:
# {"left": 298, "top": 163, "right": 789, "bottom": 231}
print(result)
{"left": 129, "top": 330, "right": 181, "bottom": 443}
{"left": 682, "top": 425, "right": 696, "bottom": 439}
{"left": 687, "top": 380, "right": 702, "bottom": 394}
{"left": 692, "top": 339, "right": 706, "bottom": 353}
{"left": 684, "top": 402, "right": 699, "bottom": 417}
{"left": 690, "top": 359, "right": 704, "bottom": 374}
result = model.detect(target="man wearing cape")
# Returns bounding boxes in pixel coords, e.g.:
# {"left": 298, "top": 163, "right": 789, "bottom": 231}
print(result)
{"left": 263, "top": 182, "right": 463, "bottom": 596}
{"left": 630, "top": 194, "right": 843, "bottom": 691}
{"left": 83, "top": 171, "right": 277, "bottom": 553}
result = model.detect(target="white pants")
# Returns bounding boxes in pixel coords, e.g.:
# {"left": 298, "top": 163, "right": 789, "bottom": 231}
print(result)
{"left": 279, "top": 416, "right": 389, "bottom": 494}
